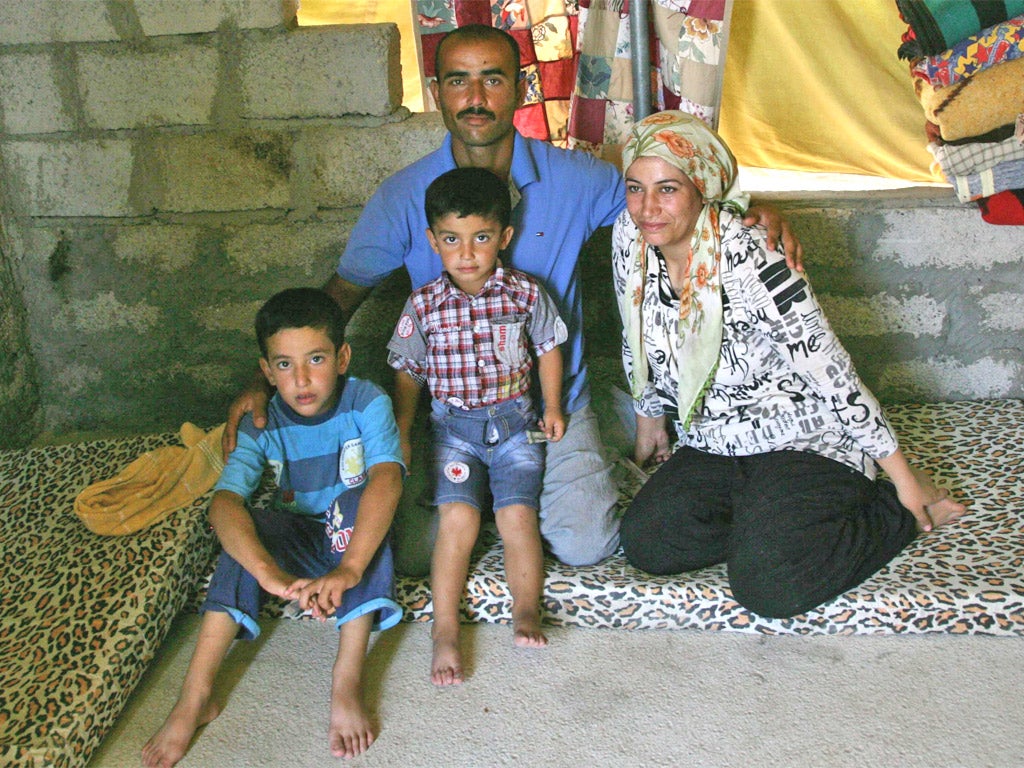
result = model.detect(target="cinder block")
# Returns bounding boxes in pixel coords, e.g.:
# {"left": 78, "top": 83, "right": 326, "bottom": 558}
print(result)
{"left": 0, "top": 53, "right": 73, "bottom": 135}
{"left": 979, "top": 291, "right": 1024, "bottom": 331}
{"left": 112, "top": 224, "right": 202, "bottom": 272}
{"left": 79, "top": 45, "right": 219, "bottom": 129}
{"left": 2, "top": 138, "right": 135, "bottom": 217}
{"left": 307, "top": 114, "right": 446, "bottom": 207}
{"left": 52, "top": 291, "right": 162, "bottom": 335}
{"left": 239, "top": 24, "right": 401, "bottom": 119}
{"left": 135, "top": 0, "right": 298, "bottom": 37}
{"left": 879, "top": 356, "right": 1021, "bottom": 401}
{"left": 0, "top": 1, "right": 119, "bottom": 44}
{"left": 193, "top": 299, "right": 265, "bottom": 335}
{"left": 155, "top": 131, "right": 292, "bottom": 212}
{"left": 872, "top": 208, "right": 1023, "bottom": 269}
{"left": 224, "top": 221, "right": 342, "bottom": 277}
{"left": 820, "top": 294, "right": 945, "bottom": 338}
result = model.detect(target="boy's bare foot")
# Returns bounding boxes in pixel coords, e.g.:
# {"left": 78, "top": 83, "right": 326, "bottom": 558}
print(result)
{"left": 512, "top": 609, "right": 549, "bottom": 648}
{"left": 141, "top": 697, "right": 220, "bottom": 768}
{"left": 431, "top": 626, "right": 464, "bottom": 686}
{"left": 328, "top": 687, "right": 376, "bottom": 759}
{"left": 912, "top": 468, "right": 967, "bottom": 530}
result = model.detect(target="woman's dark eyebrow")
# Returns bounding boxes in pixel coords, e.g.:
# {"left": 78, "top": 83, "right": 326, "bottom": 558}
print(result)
{"left": 624, "top": 176, "right": 680, "bottom": 185}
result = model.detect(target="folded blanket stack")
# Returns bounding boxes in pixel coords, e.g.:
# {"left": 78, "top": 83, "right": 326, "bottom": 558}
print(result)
{"left": 897, "top": 0, "right": 1024, "bottom": 223}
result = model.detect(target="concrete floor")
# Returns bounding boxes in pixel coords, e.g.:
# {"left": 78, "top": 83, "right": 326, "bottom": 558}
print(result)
{"left": 90, "top": 613, "right": 1024, "bottom": 768}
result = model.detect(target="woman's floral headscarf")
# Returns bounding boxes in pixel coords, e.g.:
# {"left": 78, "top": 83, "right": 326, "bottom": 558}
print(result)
{"left": 618, "top": 110, "right": 749, "bottom": 428}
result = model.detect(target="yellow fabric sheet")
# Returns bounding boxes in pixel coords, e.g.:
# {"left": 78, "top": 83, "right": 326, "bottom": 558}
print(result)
{"left": 718, "top": 0, "right": 937, "bottom": 183}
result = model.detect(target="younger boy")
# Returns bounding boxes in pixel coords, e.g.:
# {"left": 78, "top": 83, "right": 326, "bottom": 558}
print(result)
{"left": 143, "top": 288, "right": 404, "bottom": 767}
{"left": 387, "top": 167, "right": 568, "bottom": 686}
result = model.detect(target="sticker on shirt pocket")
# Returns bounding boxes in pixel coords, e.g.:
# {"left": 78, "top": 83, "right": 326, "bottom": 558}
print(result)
{"left": 339, "top": 438, "right": 366, "bottom": 488}
{"left": 491, "top": 316, "right": 527, "bottom": 368}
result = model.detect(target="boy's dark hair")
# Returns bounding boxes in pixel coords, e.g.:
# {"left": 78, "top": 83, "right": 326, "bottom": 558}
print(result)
{"left": 425, "top": 167, "right": 512, "bottom": 231}
{"left": 434, "top": 24, "right": 521, "bottom": 80}
{"left": 255, "top": 288, "right": 346, "bottom": 359}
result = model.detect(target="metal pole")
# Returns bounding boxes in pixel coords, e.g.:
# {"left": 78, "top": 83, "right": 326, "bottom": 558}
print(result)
{"left": 629, "top": 0, "right": 651, "bottom": 120}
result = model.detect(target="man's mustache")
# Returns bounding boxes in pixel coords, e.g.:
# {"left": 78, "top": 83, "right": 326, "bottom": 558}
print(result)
{"left": 457, "top": 107, "right": 496, "bottom": 120}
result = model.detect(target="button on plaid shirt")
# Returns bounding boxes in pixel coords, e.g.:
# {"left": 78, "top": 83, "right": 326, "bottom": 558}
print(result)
{"left": 387, "top": 265, "right": 567, "bottom": 408}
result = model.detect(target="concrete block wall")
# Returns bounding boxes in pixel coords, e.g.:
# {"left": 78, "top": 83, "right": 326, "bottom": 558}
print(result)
{"left": 0, "top": 1, "right": 432, "bottom": 443}
{"left": 0, "top": 3, "right": 1021, "bottom": 445}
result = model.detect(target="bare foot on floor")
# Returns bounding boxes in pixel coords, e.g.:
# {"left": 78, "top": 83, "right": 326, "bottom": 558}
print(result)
{"left": 512, "top": 609, "right": 549, "bottom": 649}
{"left": 329, "top": 688, "right": 376, "bottom": 759}
{"left": 141, "top": 698, "right": 220, "bottom": 768}
{"left": 431, "top": 627, "right": 464, "bottom": 686}
{"left": 913, "top": 468, "right": 968, "bottom": 530}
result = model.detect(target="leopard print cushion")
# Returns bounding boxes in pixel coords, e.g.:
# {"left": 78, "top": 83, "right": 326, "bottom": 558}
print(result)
{"left": 0, "top": 435, "right": 217, "bottom": 768}
{"left": 247, "top": 400, "right": 1024, "bottom": 635}
{"left": 1, "top": 400, "right": 1021, "bottom": 767}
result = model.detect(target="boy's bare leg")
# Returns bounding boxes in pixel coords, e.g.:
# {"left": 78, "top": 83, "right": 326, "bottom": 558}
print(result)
{"left": 329, "top": 613, "right": 376, "bottom": 759}
{"left": 142, "top": 610, "right": 237, "bottom": 768}
{"left": 494, "top": 503, "right": 548, "bottom": 648}
{"left": 430, "top": 502, "right": 480, "bottom": 685}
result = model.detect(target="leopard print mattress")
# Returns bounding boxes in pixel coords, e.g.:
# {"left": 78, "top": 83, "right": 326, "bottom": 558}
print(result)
{"left": 1, "top": 400, "right": 1021, "bottom": 767}
{"left": 0, "top": 436, "right": 217, "bottom": 768}
{"left": 416, "top": 399, "right": 1024, "bottom": 635}
{"left": 256, "top": 399, "right": 1024, "bottom": 636}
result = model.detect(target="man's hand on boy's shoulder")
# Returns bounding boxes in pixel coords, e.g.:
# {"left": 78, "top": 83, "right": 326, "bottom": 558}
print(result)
{"left": 222, "top": 377, "right": 273, "bottom": 458}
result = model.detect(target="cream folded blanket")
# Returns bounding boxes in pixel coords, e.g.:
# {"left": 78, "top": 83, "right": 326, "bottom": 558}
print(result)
{"left": 916, "top": 57, "right": 1024, "bottom": 141}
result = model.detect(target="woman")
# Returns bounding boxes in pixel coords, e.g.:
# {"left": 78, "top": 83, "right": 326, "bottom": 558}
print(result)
{"left": 613, "top": 111, "right": 966, "bottom": 619}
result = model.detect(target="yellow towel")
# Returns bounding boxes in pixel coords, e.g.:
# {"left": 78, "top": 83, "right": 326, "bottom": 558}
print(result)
{"left": 74, "top": 422, "right": 226, "bottom": 536}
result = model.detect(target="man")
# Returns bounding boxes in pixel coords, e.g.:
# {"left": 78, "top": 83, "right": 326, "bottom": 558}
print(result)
{"left": 223, "top": 24, "right": 801, "bottom": 576}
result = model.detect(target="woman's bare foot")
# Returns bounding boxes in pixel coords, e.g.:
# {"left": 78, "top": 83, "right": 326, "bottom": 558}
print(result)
{"left": 141, "top": 697, "right": 220, "bottom": 768}
{"left": 328, "top": 686, "right": 376, "bottom": 759}
{"left": 912, "top": 468, "right": 967, "bottom": 530}
{"left": 512, "top": 608, "right": 549, "bottom": 649}
{"left": 430, "top": 624, "right": 464, "bottom": 686}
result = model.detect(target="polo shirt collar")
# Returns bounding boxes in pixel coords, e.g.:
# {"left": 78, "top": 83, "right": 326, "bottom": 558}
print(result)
{"left": 438, "top": 130, "right": 539, "bottom": 208}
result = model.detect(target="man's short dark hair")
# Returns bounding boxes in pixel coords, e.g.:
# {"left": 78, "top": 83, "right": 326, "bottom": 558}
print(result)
{"left": 434, "top": 24, "right": 521, "bottom": 79}
{"left": 255, "top": 287, "right": 346, "bottom": 359}
{"left": 425, "top": 167, "right": 512, "bottom": 231}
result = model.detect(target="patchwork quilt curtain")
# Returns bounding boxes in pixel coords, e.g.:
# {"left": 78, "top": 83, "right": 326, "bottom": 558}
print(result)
{"left": 416, "top": 0, "right": 582, "bottom": 145}
{"left": 565, "top": 0, "right": 732, "bottom": 160}
{"left": 414, "top": 0, "right": 731, "bottom": 156}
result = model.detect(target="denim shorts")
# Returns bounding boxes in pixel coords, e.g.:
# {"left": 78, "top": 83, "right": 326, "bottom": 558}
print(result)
{"left": 201, "top": 489, "right": 402, "bottom": 639}
{"left": 429, "top": 395, "right": 544, "bottom": 511}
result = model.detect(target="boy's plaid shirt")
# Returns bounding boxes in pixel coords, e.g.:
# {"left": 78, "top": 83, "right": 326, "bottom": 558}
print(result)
{"left": 387, "top": 266, "right": 564, "bottom": 408}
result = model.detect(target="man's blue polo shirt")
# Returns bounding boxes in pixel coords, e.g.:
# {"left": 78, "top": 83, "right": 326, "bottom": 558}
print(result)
{"left": 337, "top": 130, "right": 626, "bottom": 414}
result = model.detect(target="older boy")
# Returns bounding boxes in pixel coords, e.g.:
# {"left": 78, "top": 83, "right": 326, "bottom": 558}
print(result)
{"left": 387, "top": 167, "right": 566, "bottom": 685}
{"left": 143, "top": 288, "right": 403, "bottom": 767}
